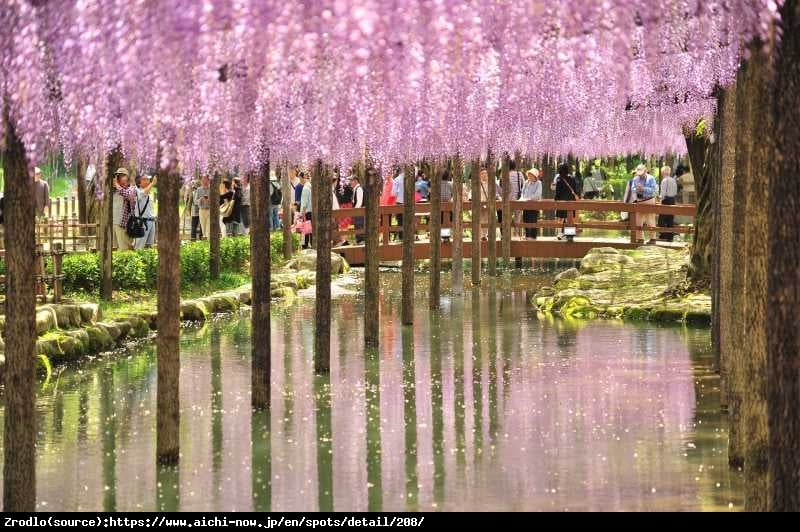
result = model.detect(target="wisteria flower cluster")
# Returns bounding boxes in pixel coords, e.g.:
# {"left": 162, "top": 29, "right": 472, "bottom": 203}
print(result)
{"left": 0, "top": 0, "right": 779, "bottom": 174}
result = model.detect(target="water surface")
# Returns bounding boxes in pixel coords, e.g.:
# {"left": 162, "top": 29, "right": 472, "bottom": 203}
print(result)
{"left": 0, "top": 271, "right": 742, "bottom": 511}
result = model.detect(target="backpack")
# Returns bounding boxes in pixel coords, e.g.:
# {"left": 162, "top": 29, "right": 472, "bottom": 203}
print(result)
{"left": 126, "top": 196, "right": 149, "bottom": 238}
{"left": 270, "top": 182, "right": 282, "bottom": 206}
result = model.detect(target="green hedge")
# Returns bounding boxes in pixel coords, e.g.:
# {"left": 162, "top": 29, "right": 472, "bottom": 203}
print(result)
{"left": 54, "top": 232, "right": 299, "bottom": 294}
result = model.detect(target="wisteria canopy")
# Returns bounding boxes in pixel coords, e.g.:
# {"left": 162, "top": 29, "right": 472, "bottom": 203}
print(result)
{"left": 0, "top": 0, "right": 780, "bottom": 173}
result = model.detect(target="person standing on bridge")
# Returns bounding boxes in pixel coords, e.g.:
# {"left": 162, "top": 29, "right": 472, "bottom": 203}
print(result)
{"left": 631, "top": 163, "right": 657, "bottom": 242}
{"left": 351, "top": 174, "right": 365, "bottom": 244}
{"left": 300, "top": 172, "right": 313, "bottom": 249}
{"left": 657, "top": 165, "right": 678, "bottom": 242}
{"left": 521, "top": 168, "right": 542, "bottom": 240}
{"left": 552, "top": 163, "right": 580, "bottom": 240}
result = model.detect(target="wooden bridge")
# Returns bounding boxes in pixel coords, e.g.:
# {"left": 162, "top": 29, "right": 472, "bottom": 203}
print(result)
{"left": 329, "top": 199, "right": 696, "bottom": 265}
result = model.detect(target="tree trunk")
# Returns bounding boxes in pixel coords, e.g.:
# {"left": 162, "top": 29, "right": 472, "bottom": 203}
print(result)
{"left": 429, "top": 161, "right": 441, "bottom": 310}
{"left": 470, "top": 160, "right": 481, "bottom": 286}
{"left": 314, "top": 160, "right": 332, "bottom": 372}
{"left": 2, "top": 112, "right": 36, "bottom": 512}
{"left": 686, "top": 129, "right": 714, "bottom": 284}
{"left": 282, "top": 162, "right": 293, "bottom": 260}
{"left": 76, "top": 154, "right": 87, "bottom": 227}
{"left": 768, "top": 0, "right": 800, "bottom": 511}
{"left": 742, "top": 45, "right": 771, "bottom": 511}
{"left": 156, "top": 157, "right": 181, "bottom": 465}
{"left": 451, "top": 156, "right": 464, "bottom": 295}
{"left": 728, "top": 61, "right": 752, "bottom": 469}
{"left": 401, "top": 164, "right": 415, "bottom": 325}
{"left": 717, "top": 84, "right": 737, "bottom": 411}
{"left": 486, "top": 151, "right": 497, "bottom": 276}
{"left": 209, "top": 172, "right": 221, "bottom": 279}
{"left": 500, "top": 153, "right": 511, "bottom": 268}
{"left": 364, "top": 163, "right": 380, "bottom": 347}
{"left": 101, "top": 147, "right": 121, "bottom": 301}
{"left": 252, "top": 158, "right": 271, "bottom": 408}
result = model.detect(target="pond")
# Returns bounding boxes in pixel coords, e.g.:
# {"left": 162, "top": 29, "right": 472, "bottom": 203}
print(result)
{"left": 0, "top": 271, "right": 742, "bottom": 511}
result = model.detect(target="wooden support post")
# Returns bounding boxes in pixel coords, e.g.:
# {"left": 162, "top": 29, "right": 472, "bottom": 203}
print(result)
{"left": 282, "top": 162, "right": 293, "bottom": 260}
{"left": 487, "top": 151, "right": 497, "bottom": 276}
{"left": 364, "top": 162, "right": 381, "bottom": 347}
{"left": 401, "top": 164, "right": 415, "bottom": 326}
{"left": 53, "top": 249, "right": 63, "bottom": 303}
{"left": 101, "top": 147, "right": 121, "bottom": 301}
{"left": 209, "top": 172, "right": 221, "bottom": 279}
{"left": 451, "top": 156, "right": 464, "bottom": 295}
{"left": 156, "top": 156, "right": 181, "bottom": 465}
{"left": 314, "top": 160, "right": 332, "bottom": 373}
{"left": 2, "top": 116, "right": 36, "bottom": 511}
{"left": 429, "top": 160, "right": 442, "bottom": 310}
{"left": 470, "top": 160, "right": 481, "bottom": 286}
{"left": 501, "top": 153, "right": 511, "bottom": 268}
{"left": 252, "top": 156, "right": 272, "bottom": 408}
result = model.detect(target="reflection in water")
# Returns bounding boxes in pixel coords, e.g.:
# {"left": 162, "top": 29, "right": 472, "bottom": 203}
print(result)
{"left": 0, "top": 273, "right": 743, "bottom": 511}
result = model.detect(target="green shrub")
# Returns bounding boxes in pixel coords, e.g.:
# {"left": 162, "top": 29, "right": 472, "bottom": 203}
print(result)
{"left": 112, "top": 251, "right": 148, "bottom": 290}
{"left": 180, "top": 240, "right": 210, "bottom": 285}
{"left": 220, "top": 236, "right": 250, "bottom": 271}
{"left": 62, "top": 253, "right": 101, "bottom": 292}
{"left": 139, "top": 247, "right": 159, "bottom": 282}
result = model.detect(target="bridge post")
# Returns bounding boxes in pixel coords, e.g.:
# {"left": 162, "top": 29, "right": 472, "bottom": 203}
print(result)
{"left": 451, "top": 156, "right": 464, "bottom": 295}
{"left": 470, "top": 160, "right": 481, "bottom": 286}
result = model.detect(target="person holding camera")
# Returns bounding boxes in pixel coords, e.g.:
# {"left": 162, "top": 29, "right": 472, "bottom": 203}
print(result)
{"left": 133, "top": 174, "right": 157, "bottom": 249}
{"left": 194, "top": 174, "right": 211, "bottom": 240}
{"left": 112, "top": 168, "right": 137, "bottom": 250}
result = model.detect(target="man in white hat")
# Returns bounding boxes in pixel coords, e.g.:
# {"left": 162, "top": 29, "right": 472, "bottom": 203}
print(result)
{"left": 33, "top": 166, "right": 51, "bottom": 219}
{"left": 631, "top": 164, "right": 657, "bottom": 242}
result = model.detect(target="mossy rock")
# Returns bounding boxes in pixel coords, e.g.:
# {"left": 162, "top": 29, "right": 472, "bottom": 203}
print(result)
{"left": 112, "top": 319, "right": 132, "bottom": 339}
{"left": 622, "top": 306, "right": 651, "bottom": 321}
{"left": 271, "top": 286, "right": 296, "bottom": 301}
{"left": 96, "top": 322, "right": 122, "bottom": 341}
{"left": 126, "top": 316, "right": 151, "bottom": 338}
{"left": 287, "top": 250, "right": 348, "bottom": 275}
{"left": 559, "top": 296, "right": 597, "bottom": 320}
{"left": 50, "top": 304, "right": 82, "bottom": 329}
{"left": 212, "top": 295, "right": 240, "bottom": 313}
{"left": 684, "top": 310, "right": 711, "bottom": 327}
{"left": 85, "top": 325, "right": 115, "bottom": 352}
{"left": 79, "top": 303, "right": 100, "bottom": 325}
{"left": 57, "top": 330, "right": 90, "bottom": 360}
{"left": 181, "top": 300, "right": 209, "bottom": 322}
{"left": 36, "top": 337, "right": 62, "bottom": 358}
{"left": 649, "top": 307, "right": 685, "bottom": 323}
{"left": 554, "top": 278, "right": 579, "bottom": 290}
{"left": 236, "top": 290, "right": 252, "bottom": 305}
{"left": 555, "top": 267, "right": 580, "bottom": 282}
{"left": 36, "top": 309, "right": 57, "bottom": 335}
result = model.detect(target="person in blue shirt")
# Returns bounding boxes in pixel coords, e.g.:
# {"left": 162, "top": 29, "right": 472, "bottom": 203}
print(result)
{"left": 631, "top": 164, "right": 658, "bottom": 242}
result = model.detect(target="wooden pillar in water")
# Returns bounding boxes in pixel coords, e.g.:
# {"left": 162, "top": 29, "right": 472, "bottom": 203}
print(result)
{"left": 101, "top": 147, "right": 121, "bottom": 301}
{"left": 486, "top": 151, "right": 497, "bottom": 276}
{"left": 429, "top": 160, "right": 442, "bottom": 310}
{"left": 500, "top": 153, "right": 511, "bottom": 268}
{"left": 401, "top": 164, "right": 415, "bottom": 325}
{"left": 252, "top": 155, "right": 272, "bottom": 408}
{"left": 282, "top": 162, "right": 293, "bottom": 260}
{"left": 470, "top": 160, "right": 481, "bottom": 286}
{"left": 451, "top": 156, "right": 464, "bottom": 295}
{"left": 2, "top": 115, "right": 36, "bottom": 511}
{"left": 209, "top": 171, "right": 221, "bottom": 280}
{"left": 364, "top": 161, "right": 381, "bottom": 347}
{"left": 156, "top": 155, "right": 181, "bottom": 464}
{"left": 314, "top": 160, "right": 332, "bottom": 373}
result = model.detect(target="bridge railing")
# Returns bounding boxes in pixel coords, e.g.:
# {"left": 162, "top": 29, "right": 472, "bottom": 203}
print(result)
{"left": 329, "top": 199, "right": 696, "bottom": 245}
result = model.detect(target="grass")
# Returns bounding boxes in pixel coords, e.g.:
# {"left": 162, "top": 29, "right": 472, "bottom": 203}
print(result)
{"left": 81, "top": 272, "right": 251, "bottom": 320}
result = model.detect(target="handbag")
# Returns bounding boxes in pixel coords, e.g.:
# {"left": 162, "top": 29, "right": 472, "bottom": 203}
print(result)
{"left": 220, "top": 199, "right": 234, "bottom": 218}
{"left": 126, "top": 196, "right": 149, "bottom": 238}
{"left": 298, "top": 216, "right": 313, "bottom": 235}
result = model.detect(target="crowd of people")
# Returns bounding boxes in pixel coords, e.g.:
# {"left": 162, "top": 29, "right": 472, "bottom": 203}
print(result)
{"left": 1, "top": 161, "right": 688, "bottom": 253}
